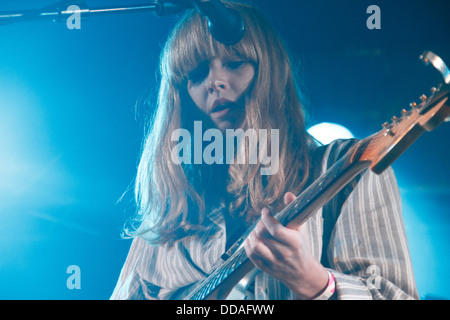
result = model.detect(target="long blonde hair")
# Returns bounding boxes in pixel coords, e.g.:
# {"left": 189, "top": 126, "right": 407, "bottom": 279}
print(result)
{"left": 126, "top": 2, "right": 312, "bottom": 245}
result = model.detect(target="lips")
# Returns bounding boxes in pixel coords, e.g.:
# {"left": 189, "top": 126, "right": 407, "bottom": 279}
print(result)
{"left": 210, "top": 98, "right": 243, "bottom": 119}
{"left": 210, "top": 98, "right": 234, "bottom": 114}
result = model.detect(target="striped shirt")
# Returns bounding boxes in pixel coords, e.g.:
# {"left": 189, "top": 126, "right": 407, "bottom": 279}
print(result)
{"left": 110, "top": 139, "right": 419, "bottom": 300}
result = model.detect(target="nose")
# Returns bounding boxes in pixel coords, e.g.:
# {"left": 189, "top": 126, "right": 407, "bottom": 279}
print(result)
{"left": 208, "top": 80, "right": 227, "bottom": 94}
{"left": 207, "top": 69, "right": 228, "bottom": 94}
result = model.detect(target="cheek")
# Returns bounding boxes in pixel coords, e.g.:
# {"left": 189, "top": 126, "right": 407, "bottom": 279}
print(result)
{"left": 237, "top": 67, "right": 255, "bottom": 94}
{"left": 187, "top": 85, "right": 207, "bottom": 110}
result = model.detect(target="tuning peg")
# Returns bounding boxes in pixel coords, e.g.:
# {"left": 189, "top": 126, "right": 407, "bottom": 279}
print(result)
{"left": 384, "top": 127, "right": 395, "bottom": 136}
{"left": 391, "top": 116, "right": 398, "bottom": 122}
{"left": 431, "top": 87, "right": 437, "bottom": 94}
{"left": 410, "top": 102, "right": 417, "bottom": 108}
{"left": 420, "top": 94, "right": 427, "bottom": 101}
{"left": 382, "top": 121, "right": 395, "bottom": 136}
{"left": 401, "top": 109, "right": 408, "bottom": 115}
{"left": 420, "top": 54, "right": 429, "bottom": 64}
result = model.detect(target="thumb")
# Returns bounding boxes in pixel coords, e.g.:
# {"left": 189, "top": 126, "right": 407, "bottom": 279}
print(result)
{"left": 283, "top": 192, "right": 297, "bottom": 206}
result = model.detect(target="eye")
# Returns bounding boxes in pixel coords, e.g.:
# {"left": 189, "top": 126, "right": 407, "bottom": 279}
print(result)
{"left": 187, "top": 62, "right": 209, "bottom": 83}
{"left": 225, "top": 60, "right": 246, "bottom": 70}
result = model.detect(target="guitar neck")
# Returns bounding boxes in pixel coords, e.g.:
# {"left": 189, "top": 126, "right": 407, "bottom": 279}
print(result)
{"left": 184, "top": 138, "right": 373, "bottom": 300}
{"left": 277, "top": 139, "right": 373, "bottom": 229}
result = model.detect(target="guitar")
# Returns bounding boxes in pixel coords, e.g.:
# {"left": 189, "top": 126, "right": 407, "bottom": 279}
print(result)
{"left": 181, "top": 51, "right": 450, "bottom": 300}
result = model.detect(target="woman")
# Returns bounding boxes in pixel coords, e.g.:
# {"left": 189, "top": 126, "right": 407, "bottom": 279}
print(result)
{"left": 111, "top": 1, "right": 418, "bottom": 300}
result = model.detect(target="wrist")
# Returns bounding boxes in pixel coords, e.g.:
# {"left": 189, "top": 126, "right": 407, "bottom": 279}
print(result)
{"left": 309, "top": 271, "right": 336, "bottom": 300}
{"left": 290, "top": 262, "right": 330, "bottom": 300}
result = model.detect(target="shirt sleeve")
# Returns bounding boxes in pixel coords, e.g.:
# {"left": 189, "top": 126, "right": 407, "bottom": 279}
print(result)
{"left": 326, "top": 166, "right": 419, "bottom": 300}
{"left": 110, "top": 237, "right": 164, "bottom": 300}
{"left": 110, "top": 210, "right": 227, "bottom": 300}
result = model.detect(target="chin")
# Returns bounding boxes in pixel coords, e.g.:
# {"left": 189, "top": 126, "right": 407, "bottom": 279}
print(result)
{"left": 216, "top": 120, "right": 245, "bottom": 132}
{"left": 217, "top": 115, "right": 246, "bottom": 132}
{"left": 216, "top": 122, "right": 234, "bottom": 132}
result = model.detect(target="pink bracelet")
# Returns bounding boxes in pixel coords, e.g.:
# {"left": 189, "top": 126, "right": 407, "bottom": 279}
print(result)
{"left": 312, "top": 271, "right": 336, "bottom": 300}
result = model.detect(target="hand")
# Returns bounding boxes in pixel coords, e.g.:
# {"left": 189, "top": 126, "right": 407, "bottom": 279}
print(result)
{"left": 244, "top": 192, "right": 330, "bottom": 299}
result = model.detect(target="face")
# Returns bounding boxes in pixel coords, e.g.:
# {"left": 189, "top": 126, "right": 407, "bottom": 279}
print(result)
{"left": 186, "top": 56, "right": 255, "bottom": 131}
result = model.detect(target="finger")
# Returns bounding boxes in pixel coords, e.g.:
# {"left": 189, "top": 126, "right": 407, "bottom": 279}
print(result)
{"left": 253, "top": 217, "right": 290, "bottom": 260}
{"left": 246, "top": 228, "right": 273, "bottom": 259}
{"left": 284, "top": 192, "right": 307, "bottom": 232}
{"left": 244, "top": 232, "right": 276, "bottom": 270}
{"left": 260, "top": 209, "right": 299, "bottom": 247}
{"left": 254, "top": 208, "right": 271, "bottom": 238}
{"left": 284, "top": 191, "right": 297, "bottom": 206}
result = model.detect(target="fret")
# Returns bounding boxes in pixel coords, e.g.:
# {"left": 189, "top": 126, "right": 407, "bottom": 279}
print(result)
{"left": 279, "top": 139, "right": 373, "bottom": 228}
{"left": 277, "top": 154, "right": 348, "bottom": 225}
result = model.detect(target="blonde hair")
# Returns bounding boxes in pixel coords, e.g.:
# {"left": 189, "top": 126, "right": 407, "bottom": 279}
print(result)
{"left": 126, "top": 2, "right": 312, "bottom": 245}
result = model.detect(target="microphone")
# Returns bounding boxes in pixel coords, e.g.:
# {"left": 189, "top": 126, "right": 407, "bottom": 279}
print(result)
{"left": 191, "top": 0, "right": 245, "bottom": 45}
{"left": 155, "top": 0, "right": 245, "bottom": 45}
{"left": 154, "top": 0, "right": 192, "bottom": 16}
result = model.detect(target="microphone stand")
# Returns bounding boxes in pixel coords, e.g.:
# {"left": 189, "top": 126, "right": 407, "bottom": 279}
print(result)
{"left": 0, "top": 0, "right": 191, "bottom": 26}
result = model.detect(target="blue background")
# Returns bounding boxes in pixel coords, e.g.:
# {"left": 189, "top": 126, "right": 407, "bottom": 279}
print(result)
{"left": 0, "top": 0, "right": 449, "bottom": 299}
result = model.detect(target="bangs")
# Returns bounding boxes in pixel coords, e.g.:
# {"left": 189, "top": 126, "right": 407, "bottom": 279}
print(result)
{"left": 164, "top": 7, "right": 258, "bottom": 86}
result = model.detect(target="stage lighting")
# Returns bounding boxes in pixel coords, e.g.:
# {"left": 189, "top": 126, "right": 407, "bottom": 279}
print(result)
{"left": 307, "top": 122, "right": 355, "bottom": 145}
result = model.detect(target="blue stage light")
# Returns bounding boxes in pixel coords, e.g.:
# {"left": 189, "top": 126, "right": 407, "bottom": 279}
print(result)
{"left": 307, "top": 122, "right": 355, "bottom": 144}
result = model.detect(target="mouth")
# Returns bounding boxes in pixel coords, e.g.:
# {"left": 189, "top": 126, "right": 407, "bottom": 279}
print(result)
{"left": 210, "top": 98, "right": 237, "bottom": 117}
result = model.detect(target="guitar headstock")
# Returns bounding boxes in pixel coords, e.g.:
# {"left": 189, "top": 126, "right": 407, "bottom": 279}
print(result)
{"left": 360, "top": 51, "right": 450, "bottom": 174}
{"left": 361, "top": 80, "right": 450, "bottom": 175}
